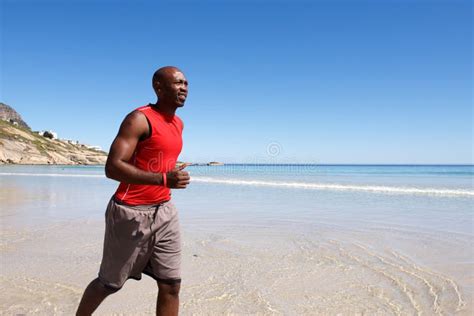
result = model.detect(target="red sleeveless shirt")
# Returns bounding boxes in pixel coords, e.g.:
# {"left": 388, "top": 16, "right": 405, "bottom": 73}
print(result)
{"left": 114, "top": 104, "right": 183, "bottom": 205}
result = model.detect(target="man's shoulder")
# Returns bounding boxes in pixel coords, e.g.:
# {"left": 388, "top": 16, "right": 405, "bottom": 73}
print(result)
{"left": 174, "top": 114, "right": 184, "bottom": 128}
{"left": 121, "top": 108, "right": 149, "bottom": 132}
{"left": 127, "top": 105, "right": 153, "bottom": 123}
{"left": 134, "top": 104, "right": 152, "bottom": 113}
{"left": 174, "top": 114, "right": 183, "bottom": 122}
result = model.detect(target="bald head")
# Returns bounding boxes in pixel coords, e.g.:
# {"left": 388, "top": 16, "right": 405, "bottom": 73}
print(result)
{"left": 152, "top": 66, "right": 188, "bottom": 108}
{"left": 152, "top": 66, "right": 183, "bottom": 87}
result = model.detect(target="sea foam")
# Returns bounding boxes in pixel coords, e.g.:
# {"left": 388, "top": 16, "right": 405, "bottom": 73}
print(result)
{"left": 192, "top": 177, "right": 474, "bottom": 197}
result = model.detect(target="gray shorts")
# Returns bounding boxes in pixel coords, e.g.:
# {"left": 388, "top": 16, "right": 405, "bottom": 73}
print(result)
{"left": 98, "top": 197, "right": 182, "bottom": 290}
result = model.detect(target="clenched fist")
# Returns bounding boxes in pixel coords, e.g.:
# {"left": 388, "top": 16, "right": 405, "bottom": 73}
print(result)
{"left": 166, "top": 164, "right": 190, "bottom": 189}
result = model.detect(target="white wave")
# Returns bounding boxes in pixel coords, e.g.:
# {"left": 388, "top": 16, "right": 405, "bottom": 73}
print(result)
{"left": 191, "top": 177, "right": 474, "bottom": 197}
{"left": 1, "top": 173, "right": 472, "bottom": 197}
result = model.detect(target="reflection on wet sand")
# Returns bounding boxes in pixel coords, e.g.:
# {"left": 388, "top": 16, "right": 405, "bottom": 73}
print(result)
{"left": 1, "top": 219, "right": 472, "bottom": 315}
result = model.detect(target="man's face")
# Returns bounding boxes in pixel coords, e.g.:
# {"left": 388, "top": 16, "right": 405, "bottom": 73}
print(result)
{"left": 159, "top": 70, "right": 188, "bottom": 107}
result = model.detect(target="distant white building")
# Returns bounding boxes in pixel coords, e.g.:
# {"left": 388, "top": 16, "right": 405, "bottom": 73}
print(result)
{"left": 60, "top": 139, "right": 79, "bottom": 145}
{"left": 85, "top": 145, "right": 102, "bottom": 151}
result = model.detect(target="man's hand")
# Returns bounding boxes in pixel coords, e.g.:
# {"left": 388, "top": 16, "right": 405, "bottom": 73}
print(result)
{"left": 166, "top": 164, "right": 190, "bottom": 189}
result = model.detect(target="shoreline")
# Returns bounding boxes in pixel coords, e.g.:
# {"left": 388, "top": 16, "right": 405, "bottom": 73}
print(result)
{"left": 0, "top": 163, "right": 106, "bottom": 166}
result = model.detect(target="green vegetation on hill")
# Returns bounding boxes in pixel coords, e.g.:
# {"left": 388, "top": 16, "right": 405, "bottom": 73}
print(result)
{"left": 0, "top": 119, "right": 107, "bottom": 165}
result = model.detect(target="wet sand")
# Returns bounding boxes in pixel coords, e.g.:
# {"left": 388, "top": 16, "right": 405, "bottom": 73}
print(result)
{"left": 1, "top": 215, "right": 472, "bottom": 315}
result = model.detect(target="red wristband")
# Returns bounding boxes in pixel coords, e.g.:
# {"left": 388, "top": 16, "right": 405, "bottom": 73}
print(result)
{"left": 162, "top": 172, "right": 167, "bottom": 187}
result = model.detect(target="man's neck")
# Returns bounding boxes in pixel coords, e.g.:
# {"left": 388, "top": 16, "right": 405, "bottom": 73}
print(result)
{"left": 151, "top": 101, "right": 177, "bottom": 116}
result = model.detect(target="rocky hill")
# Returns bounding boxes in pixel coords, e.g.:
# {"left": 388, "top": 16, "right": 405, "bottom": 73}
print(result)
{"left": 0, "top": 103, "right": 30, "bottom": 130}
{"left": 0, "top": 104, "right": 107, "bottom": 165}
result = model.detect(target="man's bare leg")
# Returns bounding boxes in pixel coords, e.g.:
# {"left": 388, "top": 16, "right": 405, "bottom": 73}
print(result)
{"left": 76, "top": 278, "right": 118, "bottom": 316}
{"left": 156, "top": 282, "right": 180, "bottom": 316}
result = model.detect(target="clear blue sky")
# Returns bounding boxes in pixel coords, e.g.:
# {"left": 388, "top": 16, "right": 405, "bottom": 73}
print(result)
{"left": 1, "top": 0, "right": 472, "bottom": 164}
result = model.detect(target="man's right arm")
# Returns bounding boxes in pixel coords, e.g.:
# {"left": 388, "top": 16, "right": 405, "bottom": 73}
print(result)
{"left": 105, "top": 111, "right": 163, "bottom": 185}
{"left": 105, "top": 111, "right": 190, "bottom": 188}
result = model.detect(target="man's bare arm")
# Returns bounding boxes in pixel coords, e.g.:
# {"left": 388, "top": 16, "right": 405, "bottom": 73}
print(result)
{"left": 105, "top": 111, "right": 190, "bottom": 188}
{"left": 105, "top": 111, "right": 162, "bottom": 185}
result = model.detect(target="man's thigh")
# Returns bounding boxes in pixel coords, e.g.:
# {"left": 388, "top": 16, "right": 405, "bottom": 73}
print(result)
{"left": 144, "top": 202, "right": 182, "bottom": 283}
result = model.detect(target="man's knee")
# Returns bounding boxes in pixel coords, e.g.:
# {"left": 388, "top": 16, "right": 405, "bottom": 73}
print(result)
{"left": 101, "top": 284, "right": 121, "bottom": 295}
{"left": 93, "top": 278, "right": 121, "bottom": 295}
{"left": 76, "top": 279, "right": 119, "bottom": 316}
{"left": 158, "top": 281, "right": 181, "bottom": 298}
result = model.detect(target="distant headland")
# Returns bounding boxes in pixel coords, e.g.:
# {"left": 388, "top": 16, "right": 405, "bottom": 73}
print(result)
{"left": 0, "top": 102, "right": 107, "bottom": 165}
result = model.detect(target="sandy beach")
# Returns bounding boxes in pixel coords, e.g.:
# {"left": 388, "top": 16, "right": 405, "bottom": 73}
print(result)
{"left": 3, "top": 0, "right": 471, "bottom": 313}
{"left": 1, "top": 165, "right": 473, "bottom": 315}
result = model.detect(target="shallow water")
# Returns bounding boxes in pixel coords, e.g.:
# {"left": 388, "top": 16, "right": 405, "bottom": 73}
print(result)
{"left": 0, "top": 165, "right": 472, "bottom": 315}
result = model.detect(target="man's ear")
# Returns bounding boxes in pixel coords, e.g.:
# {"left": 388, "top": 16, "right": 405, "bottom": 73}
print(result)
{"left": 153, "top": 80, "right": 161, "bottom": 92}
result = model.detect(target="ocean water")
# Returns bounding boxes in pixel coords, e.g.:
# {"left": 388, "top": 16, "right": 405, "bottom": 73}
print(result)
{"left": 0, "top": 164, "right": 473, "bottom": 315}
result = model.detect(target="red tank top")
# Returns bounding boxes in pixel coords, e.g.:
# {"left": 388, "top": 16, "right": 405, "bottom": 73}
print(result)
{"left": 114, "top": 104, "right": 183, "bottom": 205}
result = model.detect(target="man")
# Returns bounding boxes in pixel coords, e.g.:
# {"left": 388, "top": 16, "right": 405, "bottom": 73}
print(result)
{"left": 76, "top": 66, "right": 190, "bottom": 316}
